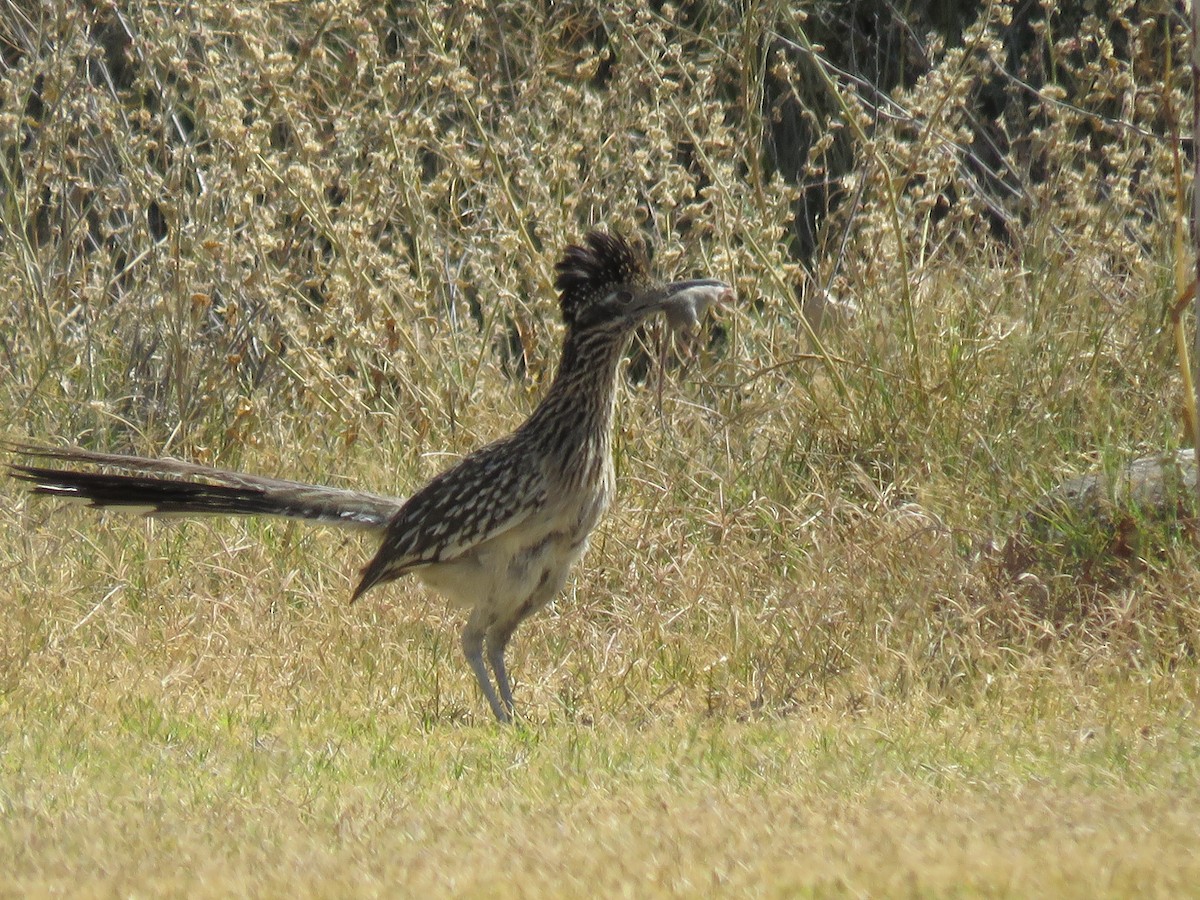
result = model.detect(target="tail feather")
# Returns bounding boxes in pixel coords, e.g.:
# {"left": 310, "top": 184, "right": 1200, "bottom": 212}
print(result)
{"left": 6, "top": 442, "right": 402, "bottom": 532}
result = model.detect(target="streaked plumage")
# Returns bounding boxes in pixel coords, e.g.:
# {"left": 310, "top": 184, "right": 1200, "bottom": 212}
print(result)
{"left": 8, "top": 231, "right": 732, "bottom": 722}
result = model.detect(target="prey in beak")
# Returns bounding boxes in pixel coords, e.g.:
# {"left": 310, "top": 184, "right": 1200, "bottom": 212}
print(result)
{"left": 659, "top": 278, "right": 734, "bottom": 359}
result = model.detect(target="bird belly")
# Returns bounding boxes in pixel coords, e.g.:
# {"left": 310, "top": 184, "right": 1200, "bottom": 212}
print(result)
{"left": 414, "top": 486, "right": 610, "bottom": 619}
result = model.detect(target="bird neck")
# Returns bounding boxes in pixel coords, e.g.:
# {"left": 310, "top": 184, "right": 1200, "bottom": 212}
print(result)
{"left": 520, "top": 326, "right": 632, "bottom": 472}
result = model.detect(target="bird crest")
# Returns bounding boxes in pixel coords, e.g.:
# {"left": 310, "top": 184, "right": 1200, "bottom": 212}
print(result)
{"left": 554, "top": 231, "right": 652, "bottom": 327}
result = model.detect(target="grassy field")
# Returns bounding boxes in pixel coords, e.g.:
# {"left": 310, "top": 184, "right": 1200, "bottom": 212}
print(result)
{"left": 3, "top": 666, "right": 1198, "bottom": 895}
{"left": 2, "top": 1, "right": 1199, "bottom": 895}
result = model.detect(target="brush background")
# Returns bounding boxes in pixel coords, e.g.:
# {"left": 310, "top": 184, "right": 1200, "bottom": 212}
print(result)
{"left": 1, "top": 2, "right": 1197, "bottom": 894}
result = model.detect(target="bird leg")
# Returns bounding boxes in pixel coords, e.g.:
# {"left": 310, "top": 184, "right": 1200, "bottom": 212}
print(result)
{"left": 486, "top": 624, "right": 518, "bottom": 718}
{"left": 461, "top": 616, "right": 510, "bottom": 723}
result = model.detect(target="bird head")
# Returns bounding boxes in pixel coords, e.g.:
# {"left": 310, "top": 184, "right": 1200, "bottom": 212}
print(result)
{"left": 554, "top": 231, "right": 732, "bottom": 335}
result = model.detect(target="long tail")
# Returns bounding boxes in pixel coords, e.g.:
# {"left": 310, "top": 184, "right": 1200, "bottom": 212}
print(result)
{"left": 6, "top": 442, "right": 402, "bottom": 532}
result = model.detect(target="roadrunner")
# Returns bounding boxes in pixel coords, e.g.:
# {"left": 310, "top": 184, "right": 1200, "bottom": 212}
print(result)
{"left": 8, "top": 232, "right": 732, "bottom": 722}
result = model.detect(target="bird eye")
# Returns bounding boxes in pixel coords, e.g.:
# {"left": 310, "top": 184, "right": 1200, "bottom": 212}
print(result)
{"left": 614, "top": 290, "right": 633, "bottom": 305}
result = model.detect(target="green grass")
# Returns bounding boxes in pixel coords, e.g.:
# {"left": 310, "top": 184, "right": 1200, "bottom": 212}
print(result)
{"left": 2, "top": 0, "right": 1199, "bottom": 894}
{"left": 3, "top": 666, "right": 1198, "bottom": 895}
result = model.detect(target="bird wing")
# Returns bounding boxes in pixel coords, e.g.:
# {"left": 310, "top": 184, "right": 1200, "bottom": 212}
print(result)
{"left": 351, "top": 437, "right": 548, "bottom": 600}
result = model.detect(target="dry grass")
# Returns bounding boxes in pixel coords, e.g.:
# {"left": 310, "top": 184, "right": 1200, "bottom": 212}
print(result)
{"left": 2, "top": 1, "right": 1198, "bottom": 894}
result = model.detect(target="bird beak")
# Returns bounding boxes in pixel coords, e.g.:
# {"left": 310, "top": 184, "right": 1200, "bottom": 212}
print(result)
{"left": 659, "top": 278, "right": 734, "bottom": 335}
